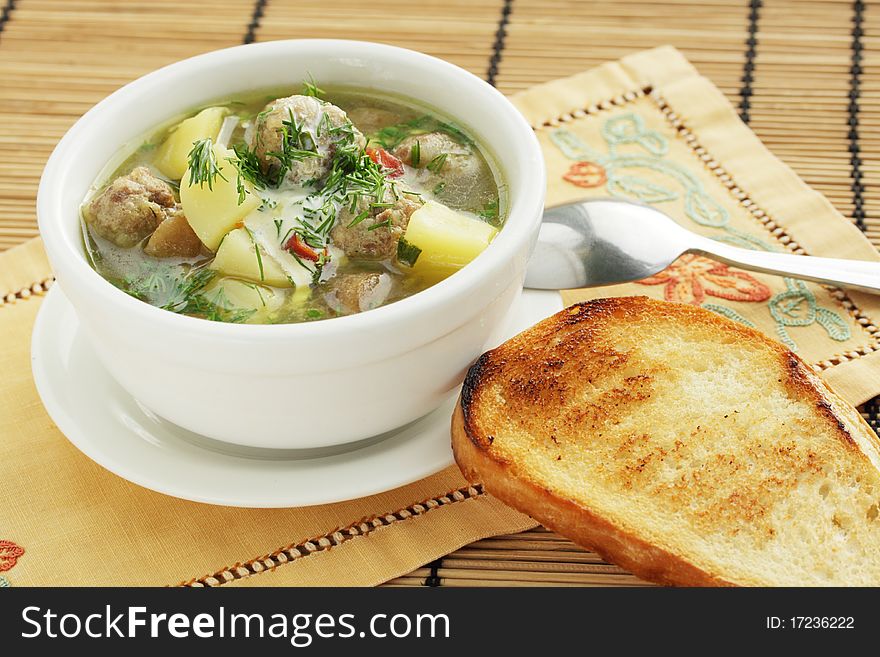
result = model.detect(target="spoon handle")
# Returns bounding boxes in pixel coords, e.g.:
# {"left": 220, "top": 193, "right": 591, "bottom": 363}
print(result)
{"left": 691, "top": 237, "right": 880, "bottom": 295}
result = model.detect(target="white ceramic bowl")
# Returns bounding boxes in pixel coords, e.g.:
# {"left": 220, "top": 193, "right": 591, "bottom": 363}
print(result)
{"left": 37, "top": 40, "right": 546, "bottom": 448}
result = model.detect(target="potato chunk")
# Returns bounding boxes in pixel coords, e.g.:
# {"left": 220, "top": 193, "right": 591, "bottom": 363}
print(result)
{"left": 155, "top": 107, "right": 227, "bottom": 180}
{"left": 144, "top": 210, "right": 203, "bottom": 258}
{"left": 402, "top": 200, "right": 497, "bottom": 280}
{"left": 179, "top": 144, "right": 260, "bottom": 250}
{"left": 210, "top": 227, "right": 292, "bottom": 287}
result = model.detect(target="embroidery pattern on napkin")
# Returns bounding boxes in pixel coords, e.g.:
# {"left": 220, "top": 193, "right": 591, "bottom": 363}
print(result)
{"left": 536, "top": 85, "right": 879, "bottom": 367}
{"left": 0, "top": 540, "right": 24, "bottom": 586}
{"left": 550, "top": 111, "right": 853, "bottom": 351}
{"left": 0, "top": 540, "right": 24, "bottom": 572}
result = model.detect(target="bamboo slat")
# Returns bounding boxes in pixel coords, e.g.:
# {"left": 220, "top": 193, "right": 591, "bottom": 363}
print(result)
{"left": 380, "top": 528, "right": 653, "bottom": 587}
{"left": 256, "top": 0, "right": 504, "bottom": 77}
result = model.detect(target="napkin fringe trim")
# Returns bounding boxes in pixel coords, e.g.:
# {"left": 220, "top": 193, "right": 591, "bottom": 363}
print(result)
{"left": 1, "top": 277, "right": 53, "bottom": 307}
{"left": 178, "top": 484, "right": 484, "bottom": 587}
{"left": 535, "top": 84, "right": 880, "bottom": 371}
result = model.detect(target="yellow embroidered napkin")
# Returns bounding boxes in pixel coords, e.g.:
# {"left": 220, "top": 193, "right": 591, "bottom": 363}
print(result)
{"left": 516, "top": 46, "right": 880, "bottom": 406}
{"left": 3, "top": 46, "right": 879, "bottom": 587}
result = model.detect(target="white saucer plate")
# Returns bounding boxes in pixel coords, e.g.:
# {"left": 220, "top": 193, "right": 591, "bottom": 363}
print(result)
{"left": 31, "top": 287, "right": 562, "bottom": 508}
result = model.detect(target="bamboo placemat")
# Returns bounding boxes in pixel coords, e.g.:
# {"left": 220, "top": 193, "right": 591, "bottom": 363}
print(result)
{"left": 1, "top": 0, "right": 878, "bottom": 587}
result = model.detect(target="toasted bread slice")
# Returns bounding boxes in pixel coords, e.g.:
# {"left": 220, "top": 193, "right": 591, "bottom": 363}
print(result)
{"left": 452, "top": 296, "right": 880, "bottom": 586}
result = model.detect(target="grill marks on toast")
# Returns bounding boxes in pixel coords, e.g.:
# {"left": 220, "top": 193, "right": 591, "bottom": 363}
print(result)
{"left": 455, "top": 297, "right": 880, "bottom": 585}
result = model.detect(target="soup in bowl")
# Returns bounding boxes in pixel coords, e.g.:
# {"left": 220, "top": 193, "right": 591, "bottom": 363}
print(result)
{"left": 38, "top": 40, "right": 545, "bottom": 448}
{"left": 82, "top": 84, "right": 507, "bottom": 324}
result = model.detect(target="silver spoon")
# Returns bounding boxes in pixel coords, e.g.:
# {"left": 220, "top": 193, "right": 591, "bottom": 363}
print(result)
{"left": 524, "top": 198, "right": 880, "bottom": 294}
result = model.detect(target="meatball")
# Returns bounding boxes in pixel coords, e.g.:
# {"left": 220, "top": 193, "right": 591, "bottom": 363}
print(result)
{"left": 144, "top": 209, "right": 203, "bottom": 258}
{"left": 324, "top": 272, "right": 395, "bottom": 315}
{"left": 331, "top": 192, "right": 422, "bottom": 260}
{"left": 83, "top": 166, "right": 177, "bottom": 248}
{"left": 393, "top": 130, "right": 488, "bottom": 198}
{"left": 394, "top": 131, "right": 468, "bottom": 166}
{"left": 394, "top": 131, "right": 481, "bottom": 175}
{"left": 247, "top": 94, "right": 366, "bottom": 186}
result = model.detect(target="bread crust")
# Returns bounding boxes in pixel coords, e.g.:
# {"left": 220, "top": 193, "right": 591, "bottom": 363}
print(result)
{"left": 451, "top": 296, "right": 880, "bottom": 587}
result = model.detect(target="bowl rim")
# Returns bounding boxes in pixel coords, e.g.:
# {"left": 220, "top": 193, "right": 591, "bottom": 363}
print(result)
{"left": 38, "top": 39, "right": 546, "bottom": 343}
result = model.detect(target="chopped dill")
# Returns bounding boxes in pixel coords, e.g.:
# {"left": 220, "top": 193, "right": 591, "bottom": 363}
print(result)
{"left": 177, "top": 287, "right": 256, "bottom": 323}
{"left": 347, "top": 209, "right": 370, "bottom": 228}
{"left": 186, "top": 138, "right": 227, "bottom": 190}
{"left": 265, "top": 108, "right": 320, "bottom": 183}
{"left": 411, "top": 140, "right": 421, "bottom": 167}
{"left": 160, "top": 267, "right": 216, "bottom": 313}
{"left": 302, "top": 75, "right": 325, "bottom": 99}
{"left": 426, "top": 153, "right": 448, "bottom": 173}
{"left": 478, "top": 197, "right": 500, "bottom": 222}
{"left": 242, "top": 282, "right": 267, "bottom": 307}
{"left": 227, "top": 143, "right": 266, "bottom": 204}
{"left": 367, "top": 219, "right": 392, "bottom": 231}
{"left": 243, "top": 227, "right": 265, "bottom": 282}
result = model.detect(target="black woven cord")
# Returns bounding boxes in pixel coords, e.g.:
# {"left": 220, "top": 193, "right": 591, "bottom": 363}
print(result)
{"left": 738, "top": 0, "right": 761, "bottom": 124}
{"left": 866, "top": 398, "right": 880, "bottom": 436}
{"left": 423, "top": 558, "right": 442, "bottom": 587}
{"left": 486, "top": 0, "right": 513, "bottom": 87}
{"left": 0, "top": 0, "right": 17, "bottom": 37}
{"left": 243, "top": 0, "right": 268, "bottom": 45}
{"left": 847, "top": 1, "right": 878, "bottom": 437}
{"left": 849, "top": 0, "right": 866, "bottom": 232}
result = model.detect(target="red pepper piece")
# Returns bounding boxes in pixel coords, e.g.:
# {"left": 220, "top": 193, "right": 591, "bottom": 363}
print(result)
{"left": 366, "top": 147, "right": 404, "bottom": 178}
{"left": 285, "top": 234, "right": 320, "bottom": 262}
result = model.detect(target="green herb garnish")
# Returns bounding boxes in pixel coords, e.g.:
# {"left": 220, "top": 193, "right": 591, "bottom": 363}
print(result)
{"left": 478, "top": 197, "right": 500, "bottom": 222}
{"left": 186, "top": 138, "right": 227, "bottom": 190}
{"left": 367, "top": 219, "right": 392, "bottom": 231}
{"left": 244, "top": 227, "right": 265, "bottom": 282}
{"left": 228, "top": 143, "right": 265, "bottom": 204}
{"left": 426, "top": 153, "right": 448, "bottom": 173}
{"left": 242, "top": 282, "right": 267, "bottom": 307}
{"left": 347, "top": 209, "right": 370, "bottom": 228}
{"left": 265, "top": 108, "right": 320, "bottom": 184}
{"left": 411, "top": 140, "right": 421, "bottom": 167}
{"left": 172, "top": 284, "right": 256, "bottom": 323}
{"left": 302, "top": 75, "right": 325, "bottom": 99}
